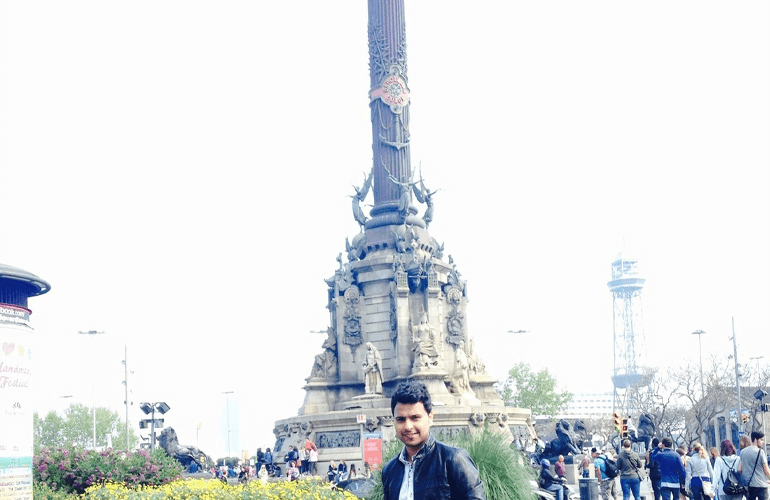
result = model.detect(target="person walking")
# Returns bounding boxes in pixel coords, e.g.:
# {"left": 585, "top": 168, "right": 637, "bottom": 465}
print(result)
{"left": 739, "top": 431, "right": 770, "bottom": 500}
{"left": 593, "top": 447, "right": 620, "bottom": 500}
{"left": 709, "top": 448, "right": 719, "bottom": 469}
{"left": 653, "top": 437, "right": 686, "bottom": 500}
{"left": 714, "top": 440, "right": 741, "bottom": 500}
{"left": 555, "top": 455, "right": 567, "bottom": 479}
{"left": 618, "top": 439, "right": 645, "bottom": 500}
{"left": 581, "top": 453, "right": 593, "bottom": 478}
{"left": 739, "top": 434, "right": 752, "bottom": 456}
{"left": 647, "top": 438, "right": 663, "bottom": 500}
{"left": 685, "top": 443, "right": 714, "bottom": 500}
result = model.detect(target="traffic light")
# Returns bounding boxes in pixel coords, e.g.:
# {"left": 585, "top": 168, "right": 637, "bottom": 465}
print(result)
{"left": 742, "top": 413, "right": 749, "bottom": 424}
{"left": 613, "top": 412, "right": 622, "bottom": 433}
{"left": 621, "top": 417, "right": 629, "bottom": 438}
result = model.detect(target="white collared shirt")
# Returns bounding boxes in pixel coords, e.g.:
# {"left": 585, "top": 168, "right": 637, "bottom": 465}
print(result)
{"left": 397, "top": 446, "right": 424, "bottom": 500}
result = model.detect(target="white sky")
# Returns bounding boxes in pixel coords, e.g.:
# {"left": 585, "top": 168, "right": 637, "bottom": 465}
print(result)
{"left": 2, "top": 1, "right": 768, "bottom": 458}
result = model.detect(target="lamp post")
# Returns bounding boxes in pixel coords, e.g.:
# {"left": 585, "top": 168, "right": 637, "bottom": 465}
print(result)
{"left": 78, "top": 330, "right": 105, "bottom": 449}
{"left": 692, "top": 330, "right": 706, "bottom": 397}
{"left": 730, "top": 318, "right": 744, "bottom": 432}
{"left": 222, "top": 391, "right": 233, "bottom": 458}
{"left": 755, "top": 390, "right": 768, "bottom": 441}
{"left": 139, "top": 402, "right": 170, "bottom": 451}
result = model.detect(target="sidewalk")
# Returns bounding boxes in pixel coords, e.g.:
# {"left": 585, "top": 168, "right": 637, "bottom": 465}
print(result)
{"left": 567, "top": 476, "right": 654, "bottom": 500}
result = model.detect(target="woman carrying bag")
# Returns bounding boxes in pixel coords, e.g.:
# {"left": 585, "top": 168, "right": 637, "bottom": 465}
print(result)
{"left": 686, "top": 443, "right": 715, "bottom": 500}
{"left": 713, "top": 440, "right": 743, "bottom": 500}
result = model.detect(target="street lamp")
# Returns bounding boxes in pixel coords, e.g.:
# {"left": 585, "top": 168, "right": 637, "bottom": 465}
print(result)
{"left": 222, "top": 391, "right": 234, "bottom": 458}
{"left": 755, "top": 390, "right": 768, "bottom": 439}
{"left": 78, "top": 330, "right": 105, "bottom": 449}
{"left": 139, "top": 402, "right": 170, "bottom": 451}
{"left": 692, "top": 330, "right": 706, "bottom": 396}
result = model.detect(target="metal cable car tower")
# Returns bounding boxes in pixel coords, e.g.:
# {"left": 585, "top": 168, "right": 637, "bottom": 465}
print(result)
{"left": 607, "top": 252, "right": 650, "bottom": 415}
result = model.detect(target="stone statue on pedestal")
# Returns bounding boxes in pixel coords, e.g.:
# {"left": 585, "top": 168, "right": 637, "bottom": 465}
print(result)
{"left": 411, "top": 313, "right": 439, "bottom": 370}
{"left": 362, "top": 342, "right": 383, "bottom": 394}
{"left": 310, "top": 328, "right": 338, "bottom": 380}
{"left": 452, "top": 341, "right": 471, "bottom": 393}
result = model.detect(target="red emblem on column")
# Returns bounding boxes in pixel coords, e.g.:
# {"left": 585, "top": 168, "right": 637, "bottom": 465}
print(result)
{"left": 369, "top": 73, "right": 410, "bottom": 113}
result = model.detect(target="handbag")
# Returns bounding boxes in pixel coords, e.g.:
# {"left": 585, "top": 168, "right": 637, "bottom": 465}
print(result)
{"left": 701, "top": 478, "right": 715, "bottom": 498}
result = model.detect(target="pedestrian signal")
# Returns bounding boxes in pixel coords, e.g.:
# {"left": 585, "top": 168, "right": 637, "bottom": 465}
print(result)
{"left": 621, "top": 417, "right": 629, "bottom": 438}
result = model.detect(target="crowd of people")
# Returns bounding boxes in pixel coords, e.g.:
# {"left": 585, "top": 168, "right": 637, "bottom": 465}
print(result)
{"left": 582, "top": 431, "right": 770, "bottom": 500}
{"left": 248, "top": 441, "right": 371, "bottom": 484}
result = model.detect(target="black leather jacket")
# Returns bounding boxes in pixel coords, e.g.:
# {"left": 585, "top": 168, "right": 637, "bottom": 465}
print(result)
{"left": 382, "top": 434, "right": 486, "bottom": 500}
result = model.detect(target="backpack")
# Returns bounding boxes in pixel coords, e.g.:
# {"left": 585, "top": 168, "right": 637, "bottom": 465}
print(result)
{"left": 602, "top": 455, "right": 619, "bottom": 479}
{"left": 722, "top": 457, "right": 749, "bottom": 496}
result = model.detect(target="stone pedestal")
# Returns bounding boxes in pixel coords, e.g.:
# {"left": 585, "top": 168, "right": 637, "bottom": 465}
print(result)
{"left": 565, "top": 463, "right": 580, "bottom": 484}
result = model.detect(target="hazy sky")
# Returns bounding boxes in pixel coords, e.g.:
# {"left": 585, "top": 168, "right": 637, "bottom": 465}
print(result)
{"left": 2, "top": 1, "right": 768, "bottom": 457}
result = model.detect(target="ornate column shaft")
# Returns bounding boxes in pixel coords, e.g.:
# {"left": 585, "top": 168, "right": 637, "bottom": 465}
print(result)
{"left": 367, "top": 0, "right": 421, "bottom": 228}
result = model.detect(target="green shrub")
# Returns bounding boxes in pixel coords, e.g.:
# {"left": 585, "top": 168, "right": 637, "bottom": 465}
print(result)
{"left": 452, "top": 427, "right": 536, "bottom": 500}
{"left": 34, "top": 447, "right": 183, "bottom": 494}
{"left": 32, "top": 483, "right": 78, "bottom": 500}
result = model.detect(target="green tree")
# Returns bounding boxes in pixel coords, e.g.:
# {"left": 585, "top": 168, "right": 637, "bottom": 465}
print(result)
{"left": 497, "top": 362, "right": 572, "bottom": 417}
{"left": 33, "top": 403, "right": 140, "bottom": 453}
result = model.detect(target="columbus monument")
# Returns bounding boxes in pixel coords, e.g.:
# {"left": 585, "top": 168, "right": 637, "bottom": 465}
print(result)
{"left": 272, "top": 0, "right": 533, "bottom": 468}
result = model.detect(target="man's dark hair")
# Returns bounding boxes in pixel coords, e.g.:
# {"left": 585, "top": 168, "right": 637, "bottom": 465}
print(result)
{"left": 751, "top": 431, "right": 765, "bottom": 442}
{"left": 651, "top": 438, "right": 660, "bottom": 448}
{"left": 661, "top": 437, "right": 673, "bottom": 449}
{"left": 390, "top": 379, "right": 433, "bottom": 415}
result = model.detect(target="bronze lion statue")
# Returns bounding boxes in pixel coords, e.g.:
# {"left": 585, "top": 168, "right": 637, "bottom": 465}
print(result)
{"left": 541, "top": 419, "right": 581, "bottom": 463}
{"left": 158, "top": 427, "right": 210, "bottom": 472}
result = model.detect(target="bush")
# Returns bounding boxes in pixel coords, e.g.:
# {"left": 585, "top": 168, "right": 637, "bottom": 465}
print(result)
{"left": 34, "top": 447, "right": 184, "bottom": 494}
{"left": 83, "top": 477, "right": 359, "bottom": 500}
{"left": 452, "top": 427, "right": 536, "bottom": 500}
{"left": 32, "top": 483, "right": 78, "bottom": 500}
{"left": 367, "top": 427, "right": 536, "bottom": 500}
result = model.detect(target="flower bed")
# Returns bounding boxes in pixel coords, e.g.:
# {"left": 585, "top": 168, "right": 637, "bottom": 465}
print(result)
{"left": 34, "top": 447, "right": 184, "bottom": 494}
{"left": 82, "top": 478, "right": 359, "bottom": 500}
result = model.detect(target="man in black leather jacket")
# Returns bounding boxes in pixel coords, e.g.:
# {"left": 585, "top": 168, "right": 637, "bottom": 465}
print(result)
{"left": 382, "top": 380, "right": 486, "bottom": 500}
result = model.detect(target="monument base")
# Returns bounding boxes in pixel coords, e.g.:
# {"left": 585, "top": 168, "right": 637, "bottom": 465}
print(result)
{"left": 273, "top": 402, "right": 533, "bottom": 474}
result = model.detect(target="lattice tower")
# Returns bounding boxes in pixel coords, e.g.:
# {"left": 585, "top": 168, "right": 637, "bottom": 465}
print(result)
{"left": 607, "top": 253, "right": 649, "bottom": 416}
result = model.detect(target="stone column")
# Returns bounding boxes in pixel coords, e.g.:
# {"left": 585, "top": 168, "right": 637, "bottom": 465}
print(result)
{"left": 366, "top": 0, "right": 424, "bottom": 230}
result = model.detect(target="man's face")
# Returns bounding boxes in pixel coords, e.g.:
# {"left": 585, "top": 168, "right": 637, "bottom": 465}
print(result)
{"left": 755, "top": 437, "right": 765, "bottom": 447}
{"left": 394, "top": 402, "right": 433, "bottom": 454}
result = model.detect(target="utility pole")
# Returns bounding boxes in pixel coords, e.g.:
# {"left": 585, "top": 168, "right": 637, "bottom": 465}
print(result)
{"left": 222, "top": 391, "right": 234, "bottom": 458}
{"left": 78, "top": 330, "right": 105, "bottom": 449}
{"left": 122, "top": 345, "right": 130, "bottom": 450}
{"left": 732, "top": 318, "right": 743, "bottom": 433}
{"left": 692, "top": 330, "right": 706, "bottom": 397}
